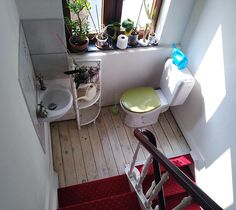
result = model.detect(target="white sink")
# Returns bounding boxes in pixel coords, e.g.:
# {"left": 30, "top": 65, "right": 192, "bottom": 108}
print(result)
{"left": 38, "top": 84, "right": 73, "bottom": 122}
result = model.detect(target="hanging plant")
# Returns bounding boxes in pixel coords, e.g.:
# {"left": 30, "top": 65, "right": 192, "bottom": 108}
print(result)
{"left": 64, "top": 65, "right": 99, "bottom": 89}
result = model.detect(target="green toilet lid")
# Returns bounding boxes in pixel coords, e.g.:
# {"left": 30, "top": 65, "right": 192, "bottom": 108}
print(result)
{"left": 121, "top": 87, "right": 161, "bottom": 113}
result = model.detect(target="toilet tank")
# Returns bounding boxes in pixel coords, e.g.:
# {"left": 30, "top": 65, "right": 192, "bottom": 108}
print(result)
{"left": 160, "top": 59, "right": 195, "bottom": 106}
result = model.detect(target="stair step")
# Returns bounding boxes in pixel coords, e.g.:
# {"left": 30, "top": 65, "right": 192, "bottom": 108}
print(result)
{"left": 58, "top": 174, "right": 130, "bottom": 208}
{"left": 136, "top": 154, "right": 194, "bottom": 175}
{"left": 166, "top": 192, "right": 201, "bottom": 210}
{"left": 142, "top": 166, "right": 194, "bottom": 198}
{"left": 57, "top": 154, "right": 200, "bottom": 210}
{"left": 58, "top": 192, "right": 141, "bottom": 210}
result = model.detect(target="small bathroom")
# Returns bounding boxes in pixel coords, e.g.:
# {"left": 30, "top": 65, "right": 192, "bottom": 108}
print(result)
{"left": 16, "top": 0, "right": 195, "bottom": 185}
{"left": 15, "top": 0, "right": 193, "bottom": 185}
{"left": 1, "top": 0, "right": 234, "bottom": 209}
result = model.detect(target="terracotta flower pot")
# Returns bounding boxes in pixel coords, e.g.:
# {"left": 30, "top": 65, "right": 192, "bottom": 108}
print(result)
{"left": 69, "top": 36, "right": 89, "bottom": 52}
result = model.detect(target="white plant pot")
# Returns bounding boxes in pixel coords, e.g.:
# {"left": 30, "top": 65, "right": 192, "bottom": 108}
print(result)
{"left": 148, "top": 34, "right": 158, "bottom": 45}
{"left": 96, "top": 35, "right": 108, "bottom": 48}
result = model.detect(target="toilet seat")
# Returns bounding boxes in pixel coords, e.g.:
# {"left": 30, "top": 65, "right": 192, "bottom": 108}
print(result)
{"left": 120, "top": 87, "right": 161, "bottom": 113}
{"left": 120, "top": 88, "right": 169, "bottom": 127}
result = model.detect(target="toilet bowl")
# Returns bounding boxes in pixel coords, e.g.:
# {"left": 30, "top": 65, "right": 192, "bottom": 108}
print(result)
{"left": 120, "top": 59, "right": 195, "bottom": 128}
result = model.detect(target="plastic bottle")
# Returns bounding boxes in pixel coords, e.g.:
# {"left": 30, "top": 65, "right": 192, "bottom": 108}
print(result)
{"left": 172, "top": 44, "right": 188, "bottom": 70}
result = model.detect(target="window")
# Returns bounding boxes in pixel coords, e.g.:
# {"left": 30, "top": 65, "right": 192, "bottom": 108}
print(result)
{"left": 103, "top": 0, "right": 162, "bottom": 32}
{"left": 88, "top": 0, "right": 102, "bottom": 32}
{"left": 121, "top": 0, "right": 155, "bottom": 30}
{"left": 62, "top": 0, "right": 162, "bottom": 50}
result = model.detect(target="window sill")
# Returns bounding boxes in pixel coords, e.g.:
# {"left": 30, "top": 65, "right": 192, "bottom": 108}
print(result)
{"left": 83, "top": 42, "right": 159, "bottom": 53}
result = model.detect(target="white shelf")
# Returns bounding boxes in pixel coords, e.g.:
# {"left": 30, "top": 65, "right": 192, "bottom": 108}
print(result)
{"left": 70, "top": 59, "right": 102, "bottom": 129}
{"left": 77, "top": 89, "right": 101, "bottom": 109}
{"left": 79, "top": 104, "right": 100, "bottom": 126}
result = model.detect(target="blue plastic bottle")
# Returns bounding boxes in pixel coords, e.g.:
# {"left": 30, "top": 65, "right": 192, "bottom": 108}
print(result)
{"left": 172, "top": 44, "right": 188, "bottom": 70}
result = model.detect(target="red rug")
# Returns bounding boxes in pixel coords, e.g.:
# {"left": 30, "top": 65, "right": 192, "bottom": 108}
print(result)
{"left": 58, "top": 154, "right": 200, "bottom": 210}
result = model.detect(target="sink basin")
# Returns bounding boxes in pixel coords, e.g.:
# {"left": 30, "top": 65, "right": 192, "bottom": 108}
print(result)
{"left": 38, "top": 84, "right": 73, "bottom": 122}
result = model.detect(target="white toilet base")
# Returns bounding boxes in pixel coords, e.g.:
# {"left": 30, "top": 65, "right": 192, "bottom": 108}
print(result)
{"left": 121, "top": 89, "right": 169, "bottom": 128}
{"left": 123, "top": 108, "right": 162, "bottom": 128}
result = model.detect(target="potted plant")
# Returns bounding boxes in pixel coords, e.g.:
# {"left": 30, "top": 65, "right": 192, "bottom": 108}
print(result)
{"left": 143, "top": 0, "right": 158, "bottom": 45}
{"left": 95, "top": 25, "right": 109, "bottom": 49}
{"left": 64, "top": 0, "right": 91, "bottom": 52}
{"left": 122, "top": 19, "right": 138, "bottom": 46}
{"left": 95, "top": 22, "right": 121, "bottom": 49}
{"left": 64, "top": 65, "right": 99, "bottom": 89}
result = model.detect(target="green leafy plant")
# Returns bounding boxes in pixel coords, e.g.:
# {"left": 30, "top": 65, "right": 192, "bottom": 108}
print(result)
{"left": 122, "top": 19, "right": 135, "bottom": 36}
{"left": 107, "top": 22, "right": 121, "bottom": 40}
{"left": 96, "top": 24, "right": 109, "bottom": 40}
{"left": 64, "top": 65, "right": 99, "bottom": 89}
{"left": 65, "top": 0, "right": 91, "bottom": 45}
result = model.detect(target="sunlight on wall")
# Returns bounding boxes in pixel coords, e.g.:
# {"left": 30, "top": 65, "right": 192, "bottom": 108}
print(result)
{"left": 195, "top": 25, "right": 226, "bottom": 122}
{"left": 196, "top": 149, "right": 234, "bottom": 208}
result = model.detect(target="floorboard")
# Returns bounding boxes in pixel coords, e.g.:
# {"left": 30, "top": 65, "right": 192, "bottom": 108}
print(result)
{"left": 67, "top": 120, "right": 87, "bottom": 184}
{"left": 51, "top": 107, "right": 190, "bottom": 187}
{"left": 78, "top": 126, "right": 98, "bottom": 181}
{"left": 58, "top": 122, "right": 77, "bottom": 186}
{"left": 51, "top": 123, "right": 66, "bottom": 187}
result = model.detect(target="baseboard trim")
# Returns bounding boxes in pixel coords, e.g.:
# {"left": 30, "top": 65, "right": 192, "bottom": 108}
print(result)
{"left": 170, "top": 108, "right": 205, "bottom": 170}
{"left": 47, "top": 171, "right": 58, "bottom": 210}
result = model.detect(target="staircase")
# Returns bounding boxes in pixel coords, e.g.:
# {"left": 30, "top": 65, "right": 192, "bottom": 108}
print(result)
{"left": 57, "top": 154, "right": 200, "bottom": 210}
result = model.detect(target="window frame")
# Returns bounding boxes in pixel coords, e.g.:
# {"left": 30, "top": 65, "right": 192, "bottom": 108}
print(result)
{"left": 62, "top": 0, "right": 163, "bottom": 51}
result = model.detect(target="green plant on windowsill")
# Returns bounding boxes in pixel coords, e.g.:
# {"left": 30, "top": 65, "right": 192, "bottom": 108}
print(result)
{"left": 95, "top": 24, "right": 109, "bottom": 48}
{"left": 64, "top": 0, "right": 91, "bottom": 52}
{"left": 107, "top": 22, "right": 121, "bottom": 41}
{"left": 95, "top": 22, "right": 121, "bottom": 49}
{"left": 122, "top": 18, "right": 135, "bottom": 36}
{"left": 122, "top": 19, "right": 139, "bottom": 46}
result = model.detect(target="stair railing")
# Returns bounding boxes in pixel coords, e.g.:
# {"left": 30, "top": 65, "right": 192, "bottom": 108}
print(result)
{"left": 125, "top": 128, "right": 223, "bottom": 210}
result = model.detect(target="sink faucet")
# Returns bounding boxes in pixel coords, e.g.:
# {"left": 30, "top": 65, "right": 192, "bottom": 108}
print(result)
{"left": 36, "top": 101, "right": 48, "bottom": 118}
{"left": 36, "top": 74, "right": 46, "bottom": 90}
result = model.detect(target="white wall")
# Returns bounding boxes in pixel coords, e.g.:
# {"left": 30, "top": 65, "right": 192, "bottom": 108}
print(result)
{"left": 75, "top": 47, "right": 172, "bottom": 106}
{"left": 156, "top": 0, "right": 195, "bottom": 45}
{"left": 15, "top": 0, "right": 67, "bottom": 81}
{"left": 0, "top": 1, "right": 56, "bottom": 210}
{"left": 15, "top": 0, "right": 63, "bottom": 19}
{"left": 14, "top": 0, "right": 195, "bottom": 107}
{"left": 172, "top": 0, "right": 236, "bottom": 209}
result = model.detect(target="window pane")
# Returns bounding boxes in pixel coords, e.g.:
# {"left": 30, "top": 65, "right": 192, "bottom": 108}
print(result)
{"left": 69, "top": 0, "right": 102, "bottom": 33}
{"left": 121, "top": 0, "right": 154, "bottom": 29}
{"left": 88, "top": 0, "right": 102, "bottom": 32}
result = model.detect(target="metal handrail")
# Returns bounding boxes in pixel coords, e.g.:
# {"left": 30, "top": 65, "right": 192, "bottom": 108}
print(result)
{"left": 134, "top": 128, "right": 223, "bottom": 210}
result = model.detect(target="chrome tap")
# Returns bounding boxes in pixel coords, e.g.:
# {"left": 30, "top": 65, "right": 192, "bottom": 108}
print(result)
{"left": 36, "top": 74, "right": 46, "bottom": 90}
{"left": 36, "top": 101, "right": 48, "bottom": 118}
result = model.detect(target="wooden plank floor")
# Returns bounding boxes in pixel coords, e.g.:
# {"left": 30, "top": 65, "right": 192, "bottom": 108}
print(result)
{"left": 51, "top": 106, "right": 190, "bottom": 187}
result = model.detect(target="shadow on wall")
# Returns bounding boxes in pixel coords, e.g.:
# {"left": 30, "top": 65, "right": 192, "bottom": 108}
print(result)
{"left": 172, "top": 0, "right": 236, "bottom": 209}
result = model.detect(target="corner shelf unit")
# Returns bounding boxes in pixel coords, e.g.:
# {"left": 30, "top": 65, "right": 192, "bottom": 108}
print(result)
{"left": 70, "top": 59, "right": 102, "bottom": 129}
